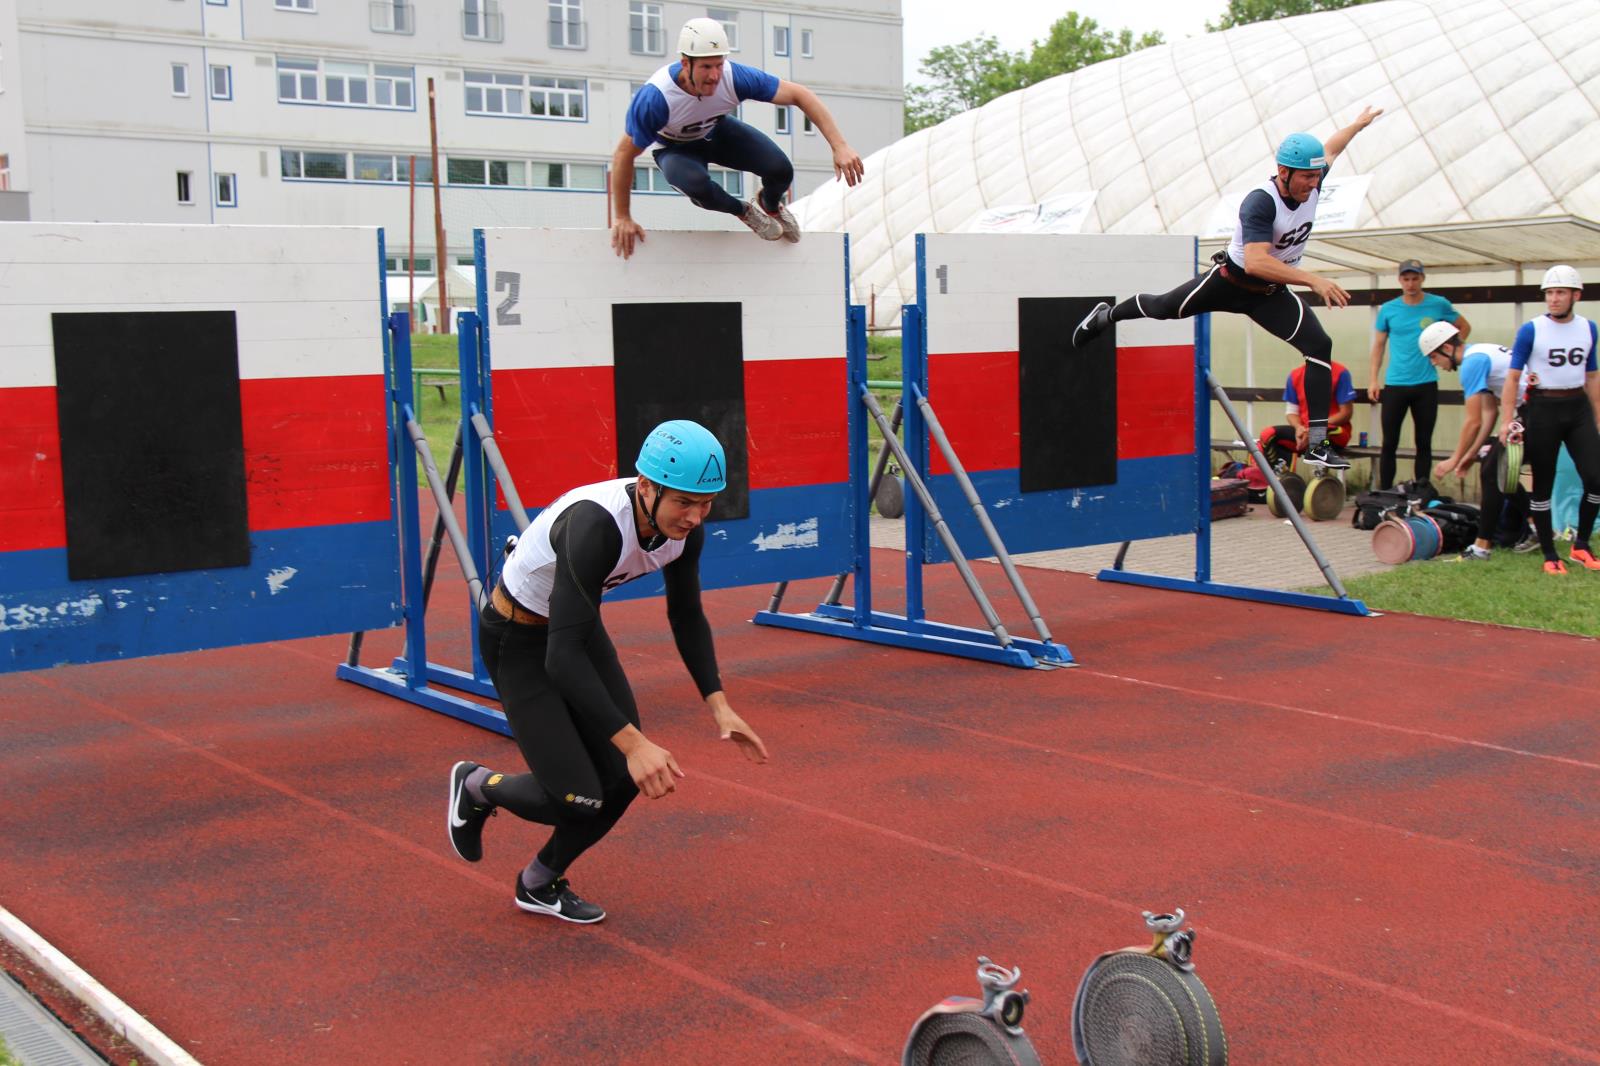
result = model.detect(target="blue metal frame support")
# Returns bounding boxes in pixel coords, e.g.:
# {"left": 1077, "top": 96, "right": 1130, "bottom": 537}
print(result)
{"left": 1194, "top": 309, "right": 1213, "bottom": 584}
{"left": 846, "top": 302, "right": 872, "bottom": 625}
{"left": 902, "top": 269, "right": 929, "bottom": 622}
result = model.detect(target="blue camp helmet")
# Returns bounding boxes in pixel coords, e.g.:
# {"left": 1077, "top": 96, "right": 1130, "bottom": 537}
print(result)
{"left": 1275, "top": 132, "right": 1326, "bottom": 171}
{"left": 636, "top": 419, "right": 727, "bottom": 493}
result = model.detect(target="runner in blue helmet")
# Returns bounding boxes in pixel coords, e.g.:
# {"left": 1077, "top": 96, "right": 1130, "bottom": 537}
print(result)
{"left": 444, "top": 418, "right": 767, "bottom": 924}
{"left": 1074, "top": 106, "right": 1383, "bottom": 471}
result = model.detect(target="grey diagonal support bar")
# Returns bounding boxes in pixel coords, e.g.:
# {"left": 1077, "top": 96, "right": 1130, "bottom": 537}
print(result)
{"left": 913, "top": 387, "right": 1059, "bottom": 648}
{"left": 859, "top": 386, "right": 1015, "bottom": 649}
{"left": 469, "top": 411, "right": 531, "bottom": 532}
{"left": 405, "top": 414, "right": 488, "bottom": 611}
{"left": 1205, "top": 371, "right": 1352, "bottom": 600}
{"left": 822, "top": 395, "right": 905, "bottom": 608}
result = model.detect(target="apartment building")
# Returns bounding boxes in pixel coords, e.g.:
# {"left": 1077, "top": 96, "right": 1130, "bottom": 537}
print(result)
{"left": 0, "top": 0, "right": 902, "bottom": 265}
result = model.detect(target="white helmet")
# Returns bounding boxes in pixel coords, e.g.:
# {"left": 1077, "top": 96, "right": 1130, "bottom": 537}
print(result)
{"left": 1541, "top": 264, "right": 1582, "bottom": 291}
{"left": 678, "top": 17, "right": 731, "bottom": 57}
{"left": 1418, "top": 320, "right": 1459, "bottom": 359}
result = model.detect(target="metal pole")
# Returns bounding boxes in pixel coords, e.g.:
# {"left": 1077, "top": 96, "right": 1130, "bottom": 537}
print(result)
{"left": 913, "top": 388, "right": 1056, "bottom": 645}
{"left": 427, "top": 78, "right": 449, "bottom": 335}
{"left": 408, "top": 154, "right": 417, "bottom": 334}
{"left": 859, "top": 387, "right": 1015, "bottom": 647}
{"left": 420, "top": 423, "right": 465, "bottom": 606}
{"left": 405, "top": 415, "right": 487, "bottom": 609}
{"left": 1207, "top": 371, "right": 1352, "bottom": 599}
{"left": 468, "top": 411, "right": 531, "bottom": 531}
{"left": 821, "top": 396, "right": 903, "bottom": 607}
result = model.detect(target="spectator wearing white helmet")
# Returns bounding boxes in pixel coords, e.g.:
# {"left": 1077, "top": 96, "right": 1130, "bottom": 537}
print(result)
{"left": 1496, "top": 265, "right": 1600, "bottom": 574}
{"left": 1420, "top": 321, "right": 1534, "bottom": 559}
{"left": 609, "top": 17, "right": 865, "bottom": 259}
{"left": 1367, "top": 259, "right": 1471, "bottom": 489}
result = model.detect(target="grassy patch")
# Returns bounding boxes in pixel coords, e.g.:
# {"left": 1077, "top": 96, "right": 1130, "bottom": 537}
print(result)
{"left": 1303, "top": 545, "right": 1600, "bottom": 638}
{"left": 0, "top": 1034, "right": 18, "bottom": 1066}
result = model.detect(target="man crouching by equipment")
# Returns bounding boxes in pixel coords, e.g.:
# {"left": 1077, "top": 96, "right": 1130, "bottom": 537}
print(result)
{"left": 446, "top": 420, "right": 769, "bottom": 923}
{"left": 1421, "top": 322, "right": 1533, "bottom": 559}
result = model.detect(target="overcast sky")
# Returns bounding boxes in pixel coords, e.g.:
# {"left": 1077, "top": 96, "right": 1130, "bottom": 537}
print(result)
{"left": 900, "top": 1, "right": 1219, "bottom": 84}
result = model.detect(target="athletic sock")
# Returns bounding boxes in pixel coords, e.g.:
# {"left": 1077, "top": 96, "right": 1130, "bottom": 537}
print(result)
{"left": 465, "top": 766, "right": 494, "bottom": 807}
{"left": 1531, "top": 503, "right": 1557, "bottom": 561}
{"left": 521, "top": 857, "right": 560, "bottom": 891}
{"left": 1308, "top": 426, "right": 1328, "bottom": 447}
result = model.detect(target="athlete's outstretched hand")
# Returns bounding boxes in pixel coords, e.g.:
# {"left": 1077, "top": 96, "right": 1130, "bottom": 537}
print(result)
{"left": 1350, "top": 105, "right": 1383, "bottom": 131}
{"left": 626, "top": 736, "right": 685, "bottom": 798}
{"left": 708, "top": 693, "right": 769, "bottom": 763}
{"left": 833, "top": 143, "right": 865, "bottom": 187}
{"left": 612, "top": 218, "right": 646, "bottom": 259}
{"left": 1308, "top": 274, "right": 1350, "bottom": 308}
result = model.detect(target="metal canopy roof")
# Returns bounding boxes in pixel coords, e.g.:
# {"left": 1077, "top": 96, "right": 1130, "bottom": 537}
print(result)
{"left": 1198, "top": 215, "right": 1600, "bottom": 279}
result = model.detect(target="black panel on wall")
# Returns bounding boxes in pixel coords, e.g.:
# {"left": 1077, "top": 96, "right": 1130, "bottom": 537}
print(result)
{"left": 612, "top": 302, "right": 749, "bottom": 521}
{"left": 1018, "top": 296, "right": 1118, "bottom": 492}
{"left": 52, "top": 310, "right": 250, "bottom": 581}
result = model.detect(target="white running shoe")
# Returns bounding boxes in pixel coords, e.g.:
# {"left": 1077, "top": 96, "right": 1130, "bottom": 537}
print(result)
{"left": 765, "top": 202, "right": 801, "bottom": 243}
{"left": 738, "top": 199, "right": 783, "bottom": 241}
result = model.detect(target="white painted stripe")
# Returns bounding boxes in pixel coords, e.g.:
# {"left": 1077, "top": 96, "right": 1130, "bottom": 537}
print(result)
{"left": 0, "top": 906, "right": 203, "bottom": 1066}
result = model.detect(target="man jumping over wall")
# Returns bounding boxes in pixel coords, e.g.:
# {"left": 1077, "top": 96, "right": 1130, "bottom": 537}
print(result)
{"left": 1072, "top": 107, "right": 1383, "bottom": 471}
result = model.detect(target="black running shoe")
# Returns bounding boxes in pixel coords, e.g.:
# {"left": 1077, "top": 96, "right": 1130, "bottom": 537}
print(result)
{"left": 1071, "top": 301, "right": 1112, "bottom": 349}
{"left": 1303, "top": 440, "right": 1350, "bottom": 470}
{"left": 515, "top": 876, "right": 606, "bottom": 924}
{"left": 447, "top": 760, "right": 493, "bottom": 863}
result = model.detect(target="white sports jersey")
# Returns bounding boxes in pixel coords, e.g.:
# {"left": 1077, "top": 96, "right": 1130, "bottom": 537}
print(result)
{"left": 642, "top": 63, "right": 741, "bottom": 143}
{"left": 1225, "top": 178, "right": 1320, "bottom": 272}
{"left": 502, "top": 478, "right": 686, "bottom": 615}
{"left": 1525, "top": 315, "right": 1596, "bottom": 390}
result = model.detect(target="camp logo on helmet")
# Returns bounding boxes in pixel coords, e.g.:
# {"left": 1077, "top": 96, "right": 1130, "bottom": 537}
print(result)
{"left": 697, "top": 455, "right": 725, "bottom": 487}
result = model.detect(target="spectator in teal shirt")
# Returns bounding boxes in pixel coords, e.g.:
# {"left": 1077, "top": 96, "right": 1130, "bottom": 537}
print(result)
{"left": 1367, "top": 259, "right": 1469, "bottom": 488}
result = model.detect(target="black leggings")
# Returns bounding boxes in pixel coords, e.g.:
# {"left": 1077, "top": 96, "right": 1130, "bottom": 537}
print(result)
{"left": 1112, "top": 264, "right": 1332, "bottom": 427}
{"left": 655, "top": 114, "right": 793, "bottom": 216}
{"left": 1522, "top": 394, "right": 1600, "bottom": 556}
{"left": 1378, "top": 382, "right": 1439, "bottom": 489}
{"left": 476, "top": 604, "right": 640, "bottom": 875}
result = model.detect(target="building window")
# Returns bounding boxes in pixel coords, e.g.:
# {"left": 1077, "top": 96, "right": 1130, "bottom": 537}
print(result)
{"left": 465, "top": 71, "right": 585, "bottom": 121}
{"left": 463, "top": 0, "right": 504, "bottom": 42}
{"left": 549, "top": 0, "right": 584, "bottom": 48}
{"left": 209, "top": 65, "right": 232, "bottom": 100}
{"left": 177, "top": 171, "right": 194, "bottom": 204}
{"left": 633, "top": 165, "right": 738, "bottom": 195}
{"left": 385, "top": 255, "right": 434, "bottom": 274}
{"left": 773, "top": 25, "right": 789, "bottom": 56}
{"left": 800, "top": 28, "right": 812, "bottom": 57}
{"left": 215, "top": 172, "right": 237, "bottom": 206}
{"left": 0, "top": 155, "right": 11, "bottom": 192}
{"left": 277, "top": 57, "right": 413, "bottom": 109}
{"left": 275, "top": 0, "right": 315, "bottom": 10}
{"left": 528, "top": 76, "right": 585, "bottom": 119}
{"left": 447, "top": 157, "right": 528, "bottom": 187}
{"left": 629, "top": 2, "right": 664, "bottom": 55}
{"left": 802, "top": 113, "right": 814, "bottom": 134}
{"left": 371, "top": 0, "right": 414, "bottom": 34}
{"left": 280, "top": 148, "right": 349, "bottom": 180}
{"left": 276, "top": 56, "right": 318, "bottom": 101}
{"left": 206, "top": 0, "right": 228, "bottom": 6}
{"left": 707, "top": 8, "right": 739, "bottom": 51}
{"left": 774, "top": 105, "right": 789, "bottom": 134}
{"left": 171, "top": 63, "right": 189, "bottom": 97}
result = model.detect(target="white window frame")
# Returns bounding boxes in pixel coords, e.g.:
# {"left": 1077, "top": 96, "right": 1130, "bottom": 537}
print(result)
{"left": 707, "top": 8, "right": 739, "bottom": 51}
{"left": 528, "top": 76, "right": 586, "bottom": 120}
{"left": 465, "top": 70, "right": 525, "bottom": 115}
{"left": 0, "top": 154, "right": 12, "bottom": 192}
{"left": 773, "top": 25, "right": 789, "bottom": 57}
{"left": 371, "top": 0, "right": 414, "bottom": 34}
{"left": 800, "top": 28, "right": 812, "bottom": 57}
{"left": 215, "top": 172, "right": 237, "bottom": 207}
{"left": 280, "top": 148, "right": 350, "bottom": 181}
{"left": 323, "top": 60, "right": 371, "bottom": 106}
{"left": 374, "top": 64, "right": 415, "bottom": 108}
{"left": 275, "top": 0, "right": 315, "bottom": 10}
{"left": 276, "top": 56, "right": 318, "bottom": 102}
{"left": 774, "top": 105, "right": 789, "bottom": 134}
{"left": 462, "top": 0, "right": 504, "bottom": 42}
{"left": 209, "top": 64, "right": 232, "bottom": 100}
{"left": 177, "top": 171, "right": 194, "bottom": 204}
{"left": 629, "top": 1, "right": 665, "bottom": 56}
{"left": 548, "top": 0, "right": 585, "bottom": 49}
{"left": 206, "top": 0, "right": 228, "bottom": 6}
{"left": 171, "top": 63, "right": 190, "bottom": 97}
{"left": 277, "top": 57, "right": 411, "bottom": 110}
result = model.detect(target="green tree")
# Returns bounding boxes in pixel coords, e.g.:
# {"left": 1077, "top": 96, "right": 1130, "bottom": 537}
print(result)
{"left": 903, "top": 15, "right": 1164, "bottom": 135}
{"left": 904, "top": 35, "right": 1025, "bottom": 134}
{"left": 1208, "top": 0, "right": 1377, "bottom": 31}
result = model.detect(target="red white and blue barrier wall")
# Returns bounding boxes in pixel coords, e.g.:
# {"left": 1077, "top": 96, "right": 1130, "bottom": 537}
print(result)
{"left": 0, "top": 224, "right": 400, "bottom": 673}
